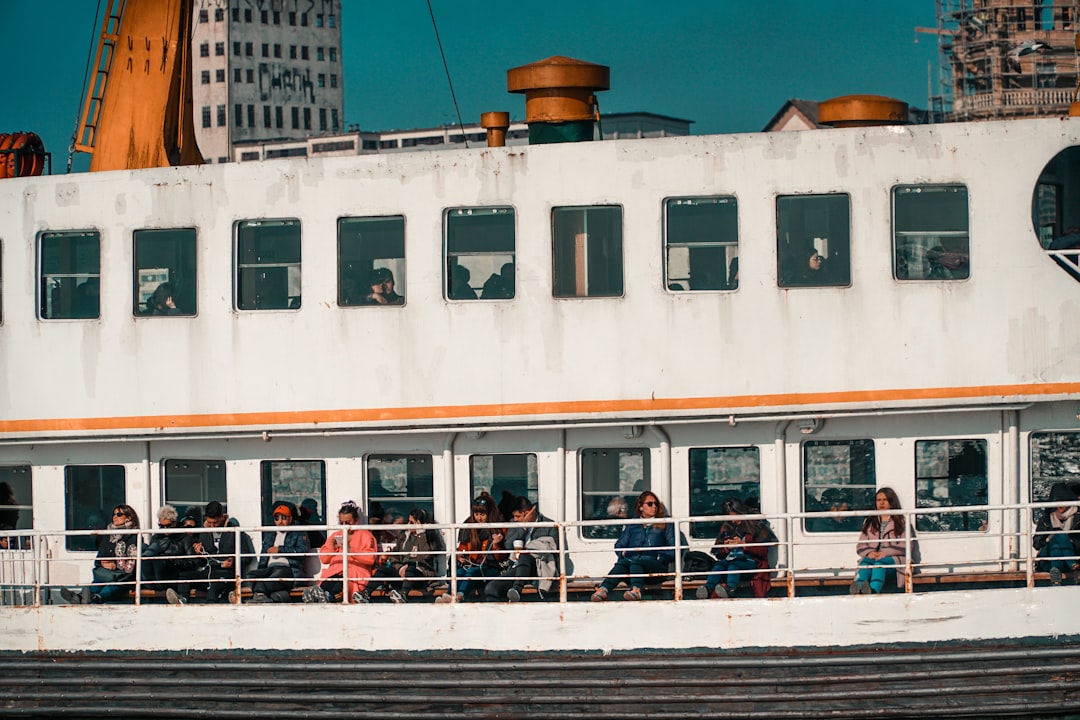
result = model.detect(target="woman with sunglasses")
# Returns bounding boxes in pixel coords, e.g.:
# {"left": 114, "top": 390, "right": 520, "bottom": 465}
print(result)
{"left": 591, "top": 491, "right": 676, "bottom": 602}
{"left": 696, "top": 497, "right": 777, "bottom": 600}
{"left": 61, "top": 504, "right": 141, "bottom": 604}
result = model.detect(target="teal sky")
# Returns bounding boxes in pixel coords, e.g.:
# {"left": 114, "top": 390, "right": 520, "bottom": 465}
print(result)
{"left": 1, "top": 1, "right": 939, "bottom": 171}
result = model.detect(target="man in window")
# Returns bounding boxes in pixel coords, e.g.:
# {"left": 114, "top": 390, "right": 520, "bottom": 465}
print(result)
{"left": 362, "top": 268, "right": 404, "bottom": 305}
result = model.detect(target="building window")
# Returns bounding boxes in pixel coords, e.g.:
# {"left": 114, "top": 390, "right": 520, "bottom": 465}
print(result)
{"left": 247, "top": 105, "right": 255, "bottom": 128}
{"left": 261, "top": 43, "right": 269, "bottom": 58}
{"left": 915, "top": 439, "right": 988, "bottom": 533}
{"left": 234, "top": 104, "right": 243, "bottom": 127}
{"left": 273, "top": 11, "right": 280, "bottom": 24}
{"left": 214, "top": 42, "right": 224, "bottom": 56}
{"left": 291, "top": 107, "right": 299, "bottom": 129}
{"left": 777, "top": 193, "right": 851, "bottom": 287}
{"left": 275, "top": 106, "right": 283, "bottom": 129}
{"left": 261, "top": 10, "right": 268, "bottom": 24}
{"left": 232, "top": 41, "right": 240, "bottom": 56}
{"left": 893, "top": 185, "right": 969, "bottom": 281}
{"left": 303, "top": 107, "right": 311, "bottom": 130}
{"left": 470, "top": 455, "right": 538, "bottom": 506}
{"left": 231, "top": 7, "right": 239, "bottom": 22}
{"left": 329, "top": 47, "right": 337, "bottom": 62}
{"left": 39, "top": 231, "right": 100, "bottom": 320}
{"left": 263, "top": 105, "right": 271, "bottom": 128}
{"left": 243, "top": 8, "right": 252, "bottom": 22}
{"left": 366, "top": 455, "right": 434, "bottom": 520}
{"left": 198, "top": 9, "right": 208, "bottom": 23}
{"left": 274, "top": 44, "right": 282, "bottom": 58}
{"left": 201, "top": 106, "right": 211, "bottom": 128}
{"left": 316, "top": 14, "right": 324, "bottom": 28}
{"left": 317, "top": 47, "right": 325, "bottom": 61}
{"left": 246, "top": 69, "right": 254, "bottom": 84}
{"left": 199, "top": 42, "right": 209, "bottom": 58}
{"left": 235, "top": 219, "right": 301, "bottom": 311}
{"left": 665, "top": 196, "right": 738, "bottom": 291}
{"left": 0, "top": 466, "right": 32, "bottom": 538}
{"left": 688, "top": 447, "right": 761, "bottom": 539}
{"left": 331, "top": 108, "right": 339, "bottom": 131}
{"left": 301, "top": 13, "right": 308, "bottom": 27}
{"left": 290, "top": 45, "right": 297, "bottom": 60}
{"left": 581, "top": 448, "right": 649, "bottom": 539}
{"left": 337, "top": 216, "right": 406, "bottom": 306}
{"left": 65, "top": 465, "right": 125, "bottom": 552}
{"left": 214, "top": 8, "right": 224, "bottom": 22}
{"left": 803, "top": 439, "right": 876, "bottom": 533}
{"left": 552, "top": 206, "right": 623, "bottom": 298}
{"left": 233, "top": 68, "right": 241, "bottom": 83}
{"left": 330, "top": 74, "right": 337, "bottom": 89}
{"left": 446, "top": 207, "right": 515, "bottom": 300}
{"left": 328, "top": 15, "right": 336, "bottom": 28}
{"left": 215, "top": 69, "right": 225, "bottom": 82}
{"left": 301, "top": 46, "right": 309, "bottom": 60}
{"left": 216, "top": 104, "right": 226, "bottom": 126}
{"left": 200, "top": 70, "right": 210, "bottom": 84}
{"left": 317, "top": 74, "right": 326, "bottom": 88}
{"left": 319, "top": 108, "right": 327, "bottom": 131}
{"left": 289, "top": 11, "right": 296, "bottom": 25}
{"left": 244, "top": 42, "right": 253, "bottom": 57}
{"left": 163, "top": 460, "right": 227, "bottom": 522}
{"left": 133, "top": 228, "right": 196, "bottom": 316}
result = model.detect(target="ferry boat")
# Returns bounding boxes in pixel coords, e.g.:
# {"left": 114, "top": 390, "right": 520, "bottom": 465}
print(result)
{"left": 3, "top": 3, "right": 1080, "bottom": 718}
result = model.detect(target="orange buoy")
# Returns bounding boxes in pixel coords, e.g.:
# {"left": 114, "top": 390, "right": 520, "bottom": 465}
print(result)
{"left": 0, "top": 132, "right": 47, "bottom": 179}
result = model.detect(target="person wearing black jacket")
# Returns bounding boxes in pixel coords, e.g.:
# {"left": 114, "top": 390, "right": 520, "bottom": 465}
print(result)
{"left": 168, "top": 500, "right": 249, "bottom": 604}
{"left": 143, "top": 505, "right": 198, "bottom": 597}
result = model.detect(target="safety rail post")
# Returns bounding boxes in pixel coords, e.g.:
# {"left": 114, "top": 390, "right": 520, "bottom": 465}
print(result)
{"left": 558, "top": 522, "right": 568, "bottom": 604}
{"left": 904, "top": 509, "right": 914, "bottom": 594}
{"left": 786, "top": 515, "right": 796, "bottom": 599}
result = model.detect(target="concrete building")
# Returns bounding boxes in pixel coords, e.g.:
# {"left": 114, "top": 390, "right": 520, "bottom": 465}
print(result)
{"left": 926, "top": 0, "right": 1080, "bottom": 121}
{"left": 191, "top": 0, "right": 344, "bottom": 163}
{"left": 231, "top": 112, "right": 692, "bottom": 162}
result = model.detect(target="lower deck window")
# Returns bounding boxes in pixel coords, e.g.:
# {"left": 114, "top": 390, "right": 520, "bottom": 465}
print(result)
{"left": 688, "top": 446, "right": 760, "bottom": 538}
{"left": 803, "top": 439, "right": 876, "bottom": 532}
{"left": 259, "top": 460, "right": 326, "bottom": 526}
{"left": 0, "top": 466, "right": 32, "bottom": 548}
{"left": 164, "top": 460, "right": 227, "bottom": 524}
{"left": 469, "top": 454, "right": 537, "bottom": 512}
{"left": 915, "top": 439, "right": 988, "bottom": 533}
{"left": 64, "top": 465, "right": 126, "bottom": 551}
{"left": 580, "top": 448, "right": 649, "bottom": 539}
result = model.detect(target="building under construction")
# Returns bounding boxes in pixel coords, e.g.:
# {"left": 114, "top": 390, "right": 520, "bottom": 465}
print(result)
{"left": 930, "top": 0, "right": 1080, "bottom": 121}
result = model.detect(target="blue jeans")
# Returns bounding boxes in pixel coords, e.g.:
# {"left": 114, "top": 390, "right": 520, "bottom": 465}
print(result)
{"left": 704, "top": 554, "right": 758, "bottom": 592}
{"left": 1037, "top": 534, "right": 1076, "bottom": 572}
{"left": 856, "top": 556, "right": 897, "bottom": 593}
{"left": 455, "top": 564, "right": 500, "bottom": 599}
{"left": 599, "top": 555, "right": 669, "bottom": 592}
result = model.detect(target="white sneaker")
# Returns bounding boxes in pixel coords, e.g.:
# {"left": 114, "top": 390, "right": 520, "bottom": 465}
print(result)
{"left": 227, "top": 591, "right": 238, "bottom": 604}
{"left": 165, "top": 588, "right": 185, "bottom": 605}
{"left": 351, "top": 591, "right": 369, "bottom": 604}
{"left": 388, "top": 589, "right": 405, "bottom": 604}
{"left": 302, "top": 586, "right": 326, "bottom": 603}
{"left": 435, "top": 593, "right": 453, "bottom": 604}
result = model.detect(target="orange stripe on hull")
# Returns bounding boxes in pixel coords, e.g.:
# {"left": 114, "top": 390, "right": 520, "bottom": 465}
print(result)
{"left": 2, "top": 382, "right": 1079, "bottom": 434}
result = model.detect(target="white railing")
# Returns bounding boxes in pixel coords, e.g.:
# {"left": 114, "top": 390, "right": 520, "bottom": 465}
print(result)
{"left": 4, "top": 500, "right": 1075, "bottom": 606}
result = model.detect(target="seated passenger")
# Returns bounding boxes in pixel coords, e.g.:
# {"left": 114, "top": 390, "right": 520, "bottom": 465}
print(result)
{"left": 480, "top": 262, "right": 514, "bottom": 299}
{"left": 437, "top": 493, "right": 506, "bottom": 603}
{"left": 61, "top": 504, "right": 140, "bottom": 604}
{"left": 696, "top": 498, "right": 776, "bottom": 599}
{"left": 142, "top": 504, "right": 197, "bottom": 597}
{"left": 449, "top": 264, "right": 477, "bottom": 300}
{"left": 170, "top": 500, "right": 246, "bottom": 604}
{"left": 234, "top": 501, "right": 310, "bottom": 603}
{"left": 850, "top": 487, "right": 910, "bottom": 595}
{"left": 146, "top": 282, "right": 181, "bottom": 315}
{"left": 368, "top": 508, "right": 443, "bottom": 602}
{"left": 592, "top": 495, "right": 630, "bottom": 539}
{"left": 363, "top": 267, "right": 404, "bottom": 305}
{"left": 485, "top": 496, "right": 559, "bottom": 602}
{"left": 1034, "top": 483, "right": 1080, "bottom": 586}
{"left": 591, "top": 491, "right": 676, "bottom": 602}
{"left": 303, "top": 500, "right": 378, "bottom": 603}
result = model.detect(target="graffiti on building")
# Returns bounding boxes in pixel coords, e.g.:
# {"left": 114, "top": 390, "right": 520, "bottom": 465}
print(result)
{"left": 258, "top": 64, "right": 316, "bottom": 103}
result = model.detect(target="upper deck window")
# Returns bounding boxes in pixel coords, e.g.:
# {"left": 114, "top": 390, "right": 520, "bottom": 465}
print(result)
{"left": 1034, "top": 146, "right": 1080, "bottom": 282}
{"left": 803, "top": 439, "right": 876, "bottom": 533}
{"left": 915, "top": 439, "right": 987, "bottom": 533}
{"left": 235, "top": 219, "right": 301, "bottom": 310}
{"left": 665, "top": 196, "right": 739, "bottom": 291}
{"left": 893, "top": 185, "right": 970, "bottom": 281}
{"left": 580, "top": 448, "right": 649, "bottom": 539}
{"left": 446, "top": 207, "right": 515, "bottom": 300}
{"left": 134, "top": 228, "right": 197, "bottom": 316}
{"left": 469, "top": 454, "right": 538, "bottom": 507}
{"left": 777, "top": 194, "right": 851, "bottom": 287}
{"left": 688, "top": 446, "right": 760, "bottom": 539}
{"left": 553, "top": 206, "right": 623, "bottom": 298}
{"left": 367, "top": 455, "right": 434, "bottom": 520}
{"left": 337, "top": 216, "right": 406, "bottom": 307}
{"left": 39, "top": 230, "right": 100, "bottom": 319}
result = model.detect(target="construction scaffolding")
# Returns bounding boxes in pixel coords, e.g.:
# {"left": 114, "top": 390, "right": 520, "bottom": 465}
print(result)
{"left": 927, "top": 0, "right": 1080, "bottom": 121}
